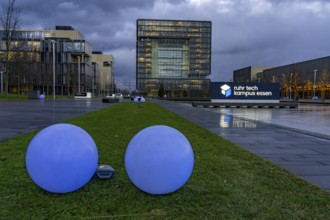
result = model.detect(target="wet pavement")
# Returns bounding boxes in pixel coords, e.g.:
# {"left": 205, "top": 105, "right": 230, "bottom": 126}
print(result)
{"left": 215, "top": 105, "right": 330, "bottom": 139}
{"left": 155, "top": 100, "right": 330, "bottom": 192}
{"left": 0, "top": 99, "right": 110, "bottom": 142}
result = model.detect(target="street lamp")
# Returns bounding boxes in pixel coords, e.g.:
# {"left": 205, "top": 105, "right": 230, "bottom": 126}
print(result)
{"left": 0, "top": 70, "right": 3, "bottom": 94}
{"left": 77, "top": 56, "right": 81, "bottom": 93}
{"left": 289, "top": 73, "right": 293, "bottom": 100}
{"left": 110, "top": 61, "right": 114, "bottom": 94}
{"left": 51, "top": 40, "right": 56, "bottom": 100}
{"left": 313, "top": 69, "right": 317, "bottom": 99}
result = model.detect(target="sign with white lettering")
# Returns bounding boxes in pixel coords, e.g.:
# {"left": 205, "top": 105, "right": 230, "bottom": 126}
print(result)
{"left": 211, "top": 82, "right": 280, "bottom": 103}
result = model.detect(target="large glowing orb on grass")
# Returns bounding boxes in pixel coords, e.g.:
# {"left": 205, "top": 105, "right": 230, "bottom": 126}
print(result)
{"left": 25, "top": 124, "right": 98, "bottom": 193}
{"left": 133, "top": 96, "right": 145, "bottom": 102}
{"left": 133, "top": 97, "right": 140, "bottom": 102}
{"left": 39, "top": 94, "right": 45, "bottom": 99}
{"left": 125, "top": 125, "right": 194, "bottom": 195}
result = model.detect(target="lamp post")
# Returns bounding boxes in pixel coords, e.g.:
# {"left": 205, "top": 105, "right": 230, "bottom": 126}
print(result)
{"left": 289, "top": 73, "right": 293, "bottom": 100}
{"left": 51, "top": 40, "right": 56, "bottom": 100}
{"left": 77, "top": 56, "right": 81, "bottom": 93}
{"left": 313, "top": 69, "right": 317, "bottom": 99}
{"left": 0, "top": 70, "right": 3, "bottom": 94}
{"left": 110, "top": 61, "right": 114, "bottom": 94}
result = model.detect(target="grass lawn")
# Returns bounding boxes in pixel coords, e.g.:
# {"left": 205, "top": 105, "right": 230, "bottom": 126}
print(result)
{"left": 0, "top": 93, "right": 74, "bottom": 100}
{"left": 0, "top": 93, "right": 28, "bottom": 100}
{"left": 1, "top": 102, "right": 330, "bottom": 219}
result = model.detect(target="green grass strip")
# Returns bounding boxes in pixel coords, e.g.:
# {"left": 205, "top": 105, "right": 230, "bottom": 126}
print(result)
{"left": 0, "top": 93, "right": 73, "bottom": 100}
{"left": 1, "top": 102, "right": 330, "bottom": 219}
{"left": 0, "top": 93, "right": 28, "bottom": 100}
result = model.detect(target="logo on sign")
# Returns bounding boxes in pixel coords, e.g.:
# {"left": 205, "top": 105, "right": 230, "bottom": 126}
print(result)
{"left": 221, "top": 84, "right": 231, "bottom": 97}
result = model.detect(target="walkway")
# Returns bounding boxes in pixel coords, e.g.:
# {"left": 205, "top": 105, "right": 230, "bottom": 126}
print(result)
{"left": 156, "top": 100, "right": 330, "bottom": 192}
{"left": 0, "top": 99, "right": 110, "bottom": 142}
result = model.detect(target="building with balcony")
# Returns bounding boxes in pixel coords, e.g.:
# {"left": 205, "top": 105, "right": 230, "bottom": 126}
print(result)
{"left": 92, "top": 51, "right": 114, "bottom": 96}
{"left": 0, "top": 26, "right": 113, "bottom": 96}
{"left": 136, "top": 19, "right": 212, "bottom": 99}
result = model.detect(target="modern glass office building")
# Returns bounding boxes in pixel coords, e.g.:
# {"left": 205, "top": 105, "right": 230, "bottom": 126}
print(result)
{"left": 136, "top": 19, "right": 212, "bottom": 98}
{"left": 0, "top": 26, "right": 114, "bottom": 96}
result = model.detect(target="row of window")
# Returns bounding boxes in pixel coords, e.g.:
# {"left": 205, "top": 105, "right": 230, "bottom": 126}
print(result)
{"left": 137, "top": 47, "right": 210, "bottom": 54}
{"left": 158, "top": 51, "right": 185, "bottom": 58}
{"left": 137, "top": 65, "right": 209, "bottom": 70}
{"left": 157, "top": 38, "right": 188, "bottom": 44}
{"left": 139, "top": 37, "right": 206, "bottom": 44}
{"left": 137, "top": 47, "right": 211, "bottom": 54}
{"left": 138, "top": 26, "right": 211, "bottom": 33}
{"left": 138, "top": 55, "right": 210, "bottom": 62}
{"left": 137, "top": 20, "right": 211, "bottom": 28}
{"left": 43, "top": 41, "right": 90, "bottom": 54}
{"left": 157, "top": 59, "right": 189, "bottom": 64}
{"left": 138, "top": 31, "right": 211, "bottom": 39}
{"left": 0, "top": 31, "right": 50, "bottom": 40}
{"left": 0, "top": 41, "right": 41, "bottom": 52}
{"left": 137, "top": 47, "right": 188, "bottom": 52}
{"left": 137, "top": 53, "right": 210, "bottom": 60}
{"left": 0, "top": 40, "right": 92, "bottom": 56}
{"left": 137, "top": 41, "right": 211, "bottom": 48}
{"left": 137, "top": 69, "right": 209, "bottom": 76}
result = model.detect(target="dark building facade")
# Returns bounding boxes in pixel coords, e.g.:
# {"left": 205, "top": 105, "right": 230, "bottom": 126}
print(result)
{"left": 262, "top": 56, "right": 330, "bottom": 100}
{"left": 233, "top": 56, "right": 330, "bottom": 100}
{"left": 234, "top": 66, "right": 274, "bottom": 82}
{"left": 262, "top": 56, "right": 330, "bottom": 82}
{"left": 136, "top": 19, "right": 212, "bottom": 98}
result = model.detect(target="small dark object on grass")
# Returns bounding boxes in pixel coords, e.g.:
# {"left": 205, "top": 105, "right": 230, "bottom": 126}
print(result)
{"left": 95, "top": 164, "right": 115, "bottom": 180}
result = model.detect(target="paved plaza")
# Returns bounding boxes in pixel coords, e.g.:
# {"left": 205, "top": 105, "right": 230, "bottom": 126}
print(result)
{"left": 156, "top": 100, "right": 330, "bottom": 192}
{"left": 1, "top": 98, "right": 330, "bottom": 192}
{"left": 0, "top": 99, "right": 110, "bottom": 142}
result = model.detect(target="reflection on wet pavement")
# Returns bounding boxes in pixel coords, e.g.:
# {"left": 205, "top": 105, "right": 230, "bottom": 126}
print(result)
{"left": 211, "top": 104, "right": 330, "bottom": 138}
{"left": 219, "top": 115, "right": 257, "bottom": 128}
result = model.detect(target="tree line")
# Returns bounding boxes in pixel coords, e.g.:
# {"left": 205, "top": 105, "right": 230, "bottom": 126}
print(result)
{"left": 0, "top": 0, "right": 20, "bottom": 94}
{"left": 274, "top": 67, "right": 329, "bottom": 101}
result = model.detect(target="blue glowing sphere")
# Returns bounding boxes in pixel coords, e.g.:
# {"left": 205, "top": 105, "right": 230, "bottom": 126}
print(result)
{"left": 26, "top": 124, "right": 98, "bottom": 193}
{"left": 125, "top": 125, "right": 194, "bottom": 195}
{"left": 133, "top": 97, "right": 140, "bottom": 102}
{"left": 39, "top": 94, "right": 45, "bottom": 99}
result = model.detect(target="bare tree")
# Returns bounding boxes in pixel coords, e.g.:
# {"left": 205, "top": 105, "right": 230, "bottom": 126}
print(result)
{"left": 271, "top": 75, "right": 278, "bottom": 83}
{"left": 281, "top": 74, "right": 289, "bottom": 99}
{"left": 1, "top": 0, "right": 20, "bottom": 94}
{"left": 304, "top": 78, "right": 313, "bottom": 100}
{"left": 291, "top": 72, "right": 300, "bottom": 101}
{"left": 318, "top": 66, "right": 329, "bottom": 102}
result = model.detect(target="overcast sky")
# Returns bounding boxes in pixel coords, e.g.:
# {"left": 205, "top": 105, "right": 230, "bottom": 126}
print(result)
{"left": 3, "top": 0, "right": 330, "bottom": 89}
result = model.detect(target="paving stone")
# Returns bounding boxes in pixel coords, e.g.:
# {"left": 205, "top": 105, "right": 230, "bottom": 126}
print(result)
{"left": 156, "top": 100, "right": 330, "bottom": 192}
{"left": 0, "top": 99, "right": 110, "bottom": 142}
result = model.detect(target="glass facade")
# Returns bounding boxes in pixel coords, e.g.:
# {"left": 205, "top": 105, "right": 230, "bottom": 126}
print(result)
{"left": 0, "top": 28, "right": 101, "bottom": 96}
{"left": 136, "top": 19, "right": 211, "bottom": 98}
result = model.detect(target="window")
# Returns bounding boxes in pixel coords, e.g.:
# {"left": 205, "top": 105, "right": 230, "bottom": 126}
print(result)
{"left": 103, "top": 61, "right": 111, "bottom": 67}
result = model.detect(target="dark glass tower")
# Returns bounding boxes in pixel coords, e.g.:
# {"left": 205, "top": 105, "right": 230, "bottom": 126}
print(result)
{"left": 136, "top": 19, "right": 211, "bottom": 98}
